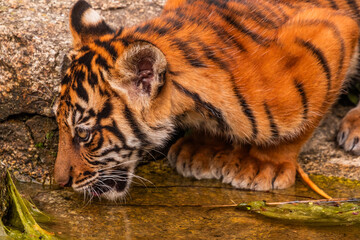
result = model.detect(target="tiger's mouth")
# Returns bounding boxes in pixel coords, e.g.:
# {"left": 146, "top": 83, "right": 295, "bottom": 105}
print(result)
{"left": 92, "top": 177, "right": 128, "bottom": 194}
{"left": 73, "top": 168, "right": 131, "bottom": 201}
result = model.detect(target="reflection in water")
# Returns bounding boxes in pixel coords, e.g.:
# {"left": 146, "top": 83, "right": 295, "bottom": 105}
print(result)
{"left": 17, "top": 160, "right": 360, "bottom": 239}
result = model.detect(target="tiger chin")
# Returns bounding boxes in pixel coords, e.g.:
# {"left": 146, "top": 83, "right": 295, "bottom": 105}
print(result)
{"left": 53, "top": 0, "right": 360, "bottom": 201}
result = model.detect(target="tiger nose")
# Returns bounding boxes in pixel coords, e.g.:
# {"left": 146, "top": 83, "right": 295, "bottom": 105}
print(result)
{"left": 55, "top": 174, "right": 73, "bottom": 187}
{"left": 54, "top": 163, "right": 73, "bottom": 187}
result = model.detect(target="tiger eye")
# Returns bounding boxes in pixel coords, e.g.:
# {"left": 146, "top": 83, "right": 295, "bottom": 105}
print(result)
{"left": 76, "top": 128, "right": 90, "bottom": 141}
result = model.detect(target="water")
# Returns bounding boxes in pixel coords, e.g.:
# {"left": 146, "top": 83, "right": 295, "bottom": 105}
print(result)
{"left": 17, "top": 160, "right": 360, "bottom": 239}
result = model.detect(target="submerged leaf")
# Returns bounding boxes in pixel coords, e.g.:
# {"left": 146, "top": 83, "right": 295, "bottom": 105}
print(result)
{"left": 238, "top": 200, "right": 360, "bottom": 225}
{"left": 2, "top": 171, "right": 58, "bottom": 239}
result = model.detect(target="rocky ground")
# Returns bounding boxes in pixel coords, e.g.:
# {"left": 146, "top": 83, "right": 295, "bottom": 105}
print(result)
{"left": 0, "top": 0, "right": 359, "bottom": 185}
{"left": 0, "top": 0, "right": 165, "bottom": 184}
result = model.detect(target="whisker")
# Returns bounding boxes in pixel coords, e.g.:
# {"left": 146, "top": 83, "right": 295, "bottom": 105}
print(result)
{"left": 147, "top": 148, "right": 168, "bottom": 159}
{"left": 98, "top": 159, "right": 138, "bottom": 172}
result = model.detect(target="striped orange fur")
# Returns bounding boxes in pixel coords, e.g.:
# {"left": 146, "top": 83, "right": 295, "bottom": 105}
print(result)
{"left": 53, "top": 0, "right": 359, "bottom": 200}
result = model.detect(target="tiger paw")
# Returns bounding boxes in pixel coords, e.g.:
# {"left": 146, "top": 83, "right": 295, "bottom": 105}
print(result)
{"left": 214, "top": 146, "right": 296, "bottom": 191}
{"left": 168, "top": 134, "right": 297, "bottom": 191}
{"left": 168, "top": 134, "right": 230, "bottom": 180}
{"left": 338, "top": 105, "right": 360, "bottom": 155}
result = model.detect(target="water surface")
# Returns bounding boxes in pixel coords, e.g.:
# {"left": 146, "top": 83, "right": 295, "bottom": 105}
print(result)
{"left": 18, "top": 160, "right": 360, "bottom": 239}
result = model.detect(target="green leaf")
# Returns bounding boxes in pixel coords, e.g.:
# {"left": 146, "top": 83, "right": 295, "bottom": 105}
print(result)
{"left": 238, "top": 200, "right": 360, "bottom": 226}
{"left": 2, "top": 171, "right": 59, "bottom": 239}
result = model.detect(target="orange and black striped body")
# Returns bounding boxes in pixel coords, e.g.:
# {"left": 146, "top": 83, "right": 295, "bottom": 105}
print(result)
{"left": 53, "top": 0, "right": 359, "bottom": 200}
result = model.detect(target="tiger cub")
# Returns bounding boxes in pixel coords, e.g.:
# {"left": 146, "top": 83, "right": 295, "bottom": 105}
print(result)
{"left": 53, "top": 0, "right": 359, "bottom": 200}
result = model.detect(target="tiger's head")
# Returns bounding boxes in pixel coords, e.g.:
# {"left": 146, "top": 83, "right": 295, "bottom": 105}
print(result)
{"left": 53, "top": 0, "right": 174, "bottom": 200}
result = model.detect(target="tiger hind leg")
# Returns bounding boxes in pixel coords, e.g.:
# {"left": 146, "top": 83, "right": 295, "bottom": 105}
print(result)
{"left": 337, "top": 42, "right": 360, "bottom": 155}
{"left": 338, "top": 102, "right": 360, "bottom": 155}
{"left": 167, "top": 133, "right": 299, "bottom": 190}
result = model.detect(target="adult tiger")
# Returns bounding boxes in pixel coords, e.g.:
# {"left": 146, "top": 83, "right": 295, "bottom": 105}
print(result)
{"left": 53, "top": 0, "right": 360, "bottom": 200}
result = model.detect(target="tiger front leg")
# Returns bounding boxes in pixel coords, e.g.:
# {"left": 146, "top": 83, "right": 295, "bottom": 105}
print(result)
{"left": 229, "top": 144, "right": 298, "bottom": 190}
{"left": 167, "top": 133, "right": 239, "bottom": 180}
{"left": 167, "top": 133, "right": 299, "bottom": 190}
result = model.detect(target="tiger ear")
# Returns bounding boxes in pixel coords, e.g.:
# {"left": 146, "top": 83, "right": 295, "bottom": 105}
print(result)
{"left": 109, "top": 42, "right": 167, "bottom": 106}
{"left": 70, "top": 0, "right": 114, "bottom": 49}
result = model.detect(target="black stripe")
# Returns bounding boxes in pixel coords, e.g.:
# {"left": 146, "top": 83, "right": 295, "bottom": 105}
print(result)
{"left": 97, "top": 145, "right": 121, "bottom": 157}
{"left": 78, "top": 115, "right": 91, "bottom": 124}
{"left": 83, "top": 20, "right": 114, "bottom": 36}
{"left": 168, "top": 69, "right": 181, "bottom": 76}
{"left": 203, "top": 0, "right": 279, "bottom": 29}
{"left": 207, "top": 0, "right": 227, "bottom": 8}
{"left": 102, "top": 158, "right": 119, "bottom": 164}
{"left": 83, "top": 158, "right": 107, "bottom": 166}
{"left": 77, "top": 51, "right": 95, "bottom": 69}
{"left": 96, "top": 100, "right": 112, "bottom": 123}
{"left": 171, "top": 38, "right": 207, "bottom": 68}
{"left": 172, "top": 80, "right": 230, "bottom": 132}
{"left": 263, "top": 103, "right": 279, "bottom": 139}
{"left": 197, "top": 41, "right": 257, "bottom": 138}
{"left": 307, "top": 20, "right": 344, "bottom": 79}
{"left": 75, "top": 103, "right": 85, "bottom": 114}
{"left": 88, "top": 108, "right": 96, "bottom": 116}
{"left": 81, "top": 153, "right": 107, "bottom": 166}
{"left": 345, "top": 0, "right": 360, "bottom": 19}
{"left": 326, "top": 0, "right": 339, "bottom": 9}
{"left": 232, "top": 81, "right": 258, "bottom": 140}
{"left": 71, "top": 1, "right": 114, "bottom": 36}
{"left": 112, "top": 27, "right": 124, "bottom": 40}
{"left": 135, "top": 23, "right": 151, "bottom": 33}
{"left": 123, "top": 105, "right": 149, "bottom": 145}
{"left": 151, "top": 26, "right": 171, "bottom": 36}
{"left": 174, "top": 7, "right": 246, "bottom": 52}
{"left": 61, "top": 74, "right": 71, "bottom": 85}
{"left": 264, "top": 0, "right": 289, "bottom": 24}
{"left": 78, "top": 109, "right": 95, "bottom": 125}
{"left": 95, "top": 55, "right": 110, "bottom": 70}
{"left": 83, "top": 171, "right": 96, "bottom": 177}
{"left": 71, "top": 0, "right": 91, "bottom": 33}
{"left": 294, "top": 79, "right": 308, "bottom": 120}
{"left": 228, "top": 0, "right": 279, "bottom": 29}
{"left": 88, "top": 71, "right": 99, "bottom": 88}
{"left": 212, "top": 24, "right": 247, "bottom": 52}
{"left": 216, "top": 9, "right": 270, "bottom": 46}
{"left": 135, "top": 23, "right": 171, "bottom": 36}
{"left": 103, "top": 120, "right": 129, "bottom": 149}
{"left": 90, "top": 131, "right": 104, "bottom": 152}
{"left": 94, "top": 40, "right": 118, "bottom": 60}
{"left": 71, "top": 108, "right": 76, "bottom": 126}
{"left": 121, "top": 151, "right": 133, "bottom": 159}
{"left": 163, "top": 16, "right": 184, "bottom": 30}
{"left": 198, "top": 41, "right": 228, "bottom": 70}
{"left": 296, "top": 38, "right": 331, "bottom": 91}
{"left": 286, "top": 20, "right": 344, "bottom": 80}
{"left": 73, "top": 71, "right": 89, "bottom": 102}
{"left": 137, "top": 149, "right": 144, "bottom": 158}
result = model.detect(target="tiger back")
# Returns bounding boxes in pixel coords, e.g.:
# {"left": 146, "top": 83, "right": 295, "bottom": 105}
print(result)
{"left": 53, "top": 0, "right": 359, "bottom": 200}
